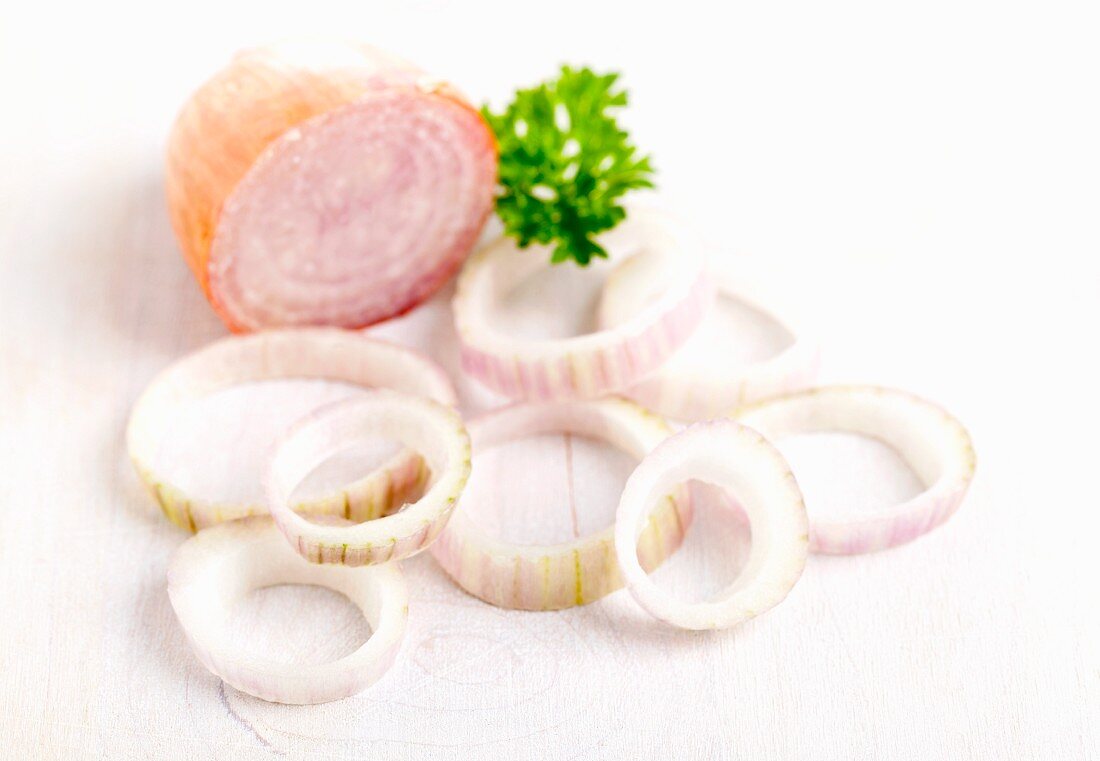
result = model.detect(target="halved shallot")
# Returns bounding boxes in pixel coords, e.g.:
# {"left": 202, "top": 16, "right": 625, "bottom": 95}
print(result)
{"left": 430, "top": 399, "right": 691, "bottom": 610}
{"left": 127, "top": 329, "right": 454, "bottom": 531}
{"left": 265, "top": 390, "right": 471, "bottom": 565}
{"left": 166, "top": 39, "right": 497, "bottom": 331}
{"left": 599, "top": 267, "right": 820, "bottom": 421}
{"left": 167, "top": 516, "right": 408, "bottom": 704}
{"left": 453, "top": 206, "right": 713, "bottom": 400}
{"left": 615, "top": 420, "right": 808, "bottom": 630}
{"left": 732, "top": 385, "right": 976, "bottom": 554}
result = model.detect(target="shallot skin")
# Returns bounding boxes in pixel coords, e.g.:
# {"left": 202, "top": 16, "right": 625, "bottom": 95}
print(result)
{"left": 165, "top": 39, "right": 497, "bottom": 332}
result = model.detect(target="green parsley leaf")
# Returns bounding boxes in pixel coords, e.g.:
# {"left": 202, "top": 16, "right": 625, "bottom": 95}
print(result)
{"left": 482, "top": 66, "right": 655, "bottom": 266}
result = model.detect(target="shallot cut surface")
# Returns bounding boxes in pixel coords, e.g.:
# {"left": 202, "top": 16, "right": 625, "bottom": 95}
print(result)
{"left": 166, "top": 39, "right": 497, "bottom": 331}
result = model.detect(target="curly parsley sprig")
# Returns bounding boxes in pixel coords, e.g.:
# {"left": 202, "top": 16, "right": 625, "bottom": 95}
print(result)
{"left": 482, "top": 66, "right": 655, "bottom": 266}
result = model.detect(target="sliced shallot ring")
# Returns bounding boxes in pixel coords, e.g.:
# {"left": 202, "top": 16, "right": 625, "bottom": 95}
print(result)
{"left": 615, "top": 420, "right": 809, "bottom": 630}
{"left": 127, "top": 329, "right": 454, "bottom": 531}
{"left": 599, "top": 266, "right": 820, "bottom": 421}
{"left": 732, "top": 385, "right": 976, "bottom": 554}
{"left": 453, "top": 207, "right": 714, "bottom": 400}
{"left": 167, "top": 516, "right": 408, "bottom": 704}
{"left": 430, "top": 399, "right": 692, "bottom": 610}
{"left": 265, "top": 390, "right": 471, "bottom": 565}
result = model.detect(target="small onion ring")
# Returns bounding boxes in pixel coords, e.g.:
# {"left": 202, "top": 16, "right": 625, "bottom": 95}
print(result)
{"left": 430, "top": 398, "right": 692, "bottom": 610}
{"left": 126, "top": 329, "right": 455, "bottom": 532}
{"left": 598, "top": 267, "right": 820, "bottom": 421}
{"left": 732, "top": 385, "right": 976, "bottom": 554}
{"left": 265, "top": 390, "right": 471, "bottom": 565}
{"left": 615, "top": 420, "right": 809, "bottom": 630}
{"left": 453, "top": 207, "right": 714, "bottom": 401}
{"left": 167, "top": 516, "right": 408, "bottom": 705}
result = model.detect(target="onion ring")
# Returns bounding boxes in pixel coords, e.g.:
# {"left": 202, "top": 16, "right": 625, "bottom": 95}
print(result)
{"left": 265, "top": 390, "right": 471, "bottom": 565}
{"left": 732, "top": 385, "right": 976, "bottom": 554}
{"left": 599, "top": 267, "right": 820, "bottom": 421}
{"left": 167, "top": 516, "right": 408, "bottom": 705}
{"left": 453, "top": 207, "right": 713, "bottom": 401}
{"left": 615, "top": 420, "right": 808, "bottom": 630}
{"left": 430, "top": 399, "right": 692, "bottom": 610}
{"left": 127, "top": 329, "right": 454, "bottom": 531}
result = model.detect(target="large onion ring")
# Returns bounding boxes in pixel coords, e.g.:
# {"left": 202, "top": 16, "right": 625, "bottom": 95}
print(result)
{"left": 453, "top": 207, "right": 713, "bottom": 401}
{"left": 166, "top": 39, "right": 497, "bottom": 331}
{"left": 615, "top": 420, "right": 808, "bottom": 630}
{"left": 599, "top": 267, "right": 820, "bottom": 421}
{"left": 127, "top": 329, "right": 454, "bottom": 531}
{"left": 167, "top": 516, "right": 408, "bottom": 705}
{"left": 265, "top": 391, "right": 471, "bottom": 565}
{"left": 733, "top": 385, "right": 976, "bottom": 554}
{"left": 430, "top": 399, "right": 692, "bottom": 610}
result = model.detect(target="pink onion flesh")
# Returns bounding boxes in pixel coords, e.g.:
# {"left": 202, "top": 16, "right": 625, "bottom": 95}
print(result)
{"left": 733, "top": 385, "right": 976, "bottom": 554}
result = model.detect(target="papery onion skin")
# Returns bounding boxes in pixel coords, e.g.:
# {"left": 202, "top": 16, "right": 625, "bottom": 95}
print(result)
{"left": 429, "top": 399, "right": 693, "bottom": 610}
{"left": 732, "top": 385, "right": 977, "bottom": 554}
{"left": 166, "top": 39, "right": 497, "bottom": 332}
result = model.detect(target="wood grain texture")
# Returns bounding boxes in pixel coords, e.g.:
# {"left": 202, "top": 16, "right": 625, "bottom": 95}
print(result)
{"left": 1, "top": 1, "right": 1097, "bottom": 758}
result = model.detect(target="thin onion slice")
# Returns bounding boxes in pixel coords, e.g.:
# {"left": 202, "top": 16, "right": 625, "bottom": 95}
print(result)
{"left": 453, "top": 207, "right": 714, "bottom": 401}
{"left": 167, "top": 516, "right": 408, "bottom": 704}
{"left": 265, "top": 390, "right": 471, "bottom": 565}
{"left": 599, "top": 266, "right": 820, "bottom": 421}
{"left": 127, "top": 329, "right": 454, "bottom": 531}
{"left": 615, "top": 420, "right": 808, "bottom": 630}
{"left": 732, "top": 385, "right": 976, "bottom": 554}
{"left": 430, "top": 399, "right": 692, "bottom": 610}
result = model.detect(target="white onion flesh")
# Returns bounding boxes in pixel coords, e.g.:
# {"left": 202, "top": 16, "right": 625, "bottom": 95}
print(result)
{"left": 167, "top": 516, "right": 408, "bottom": 704}
{"left": 429, "top": 399, "right": 692, "bottom": 610}
{"left": 733, "top": 385, "right": 976, "bottom": 554}
{"left": 126, "top": 329, "right": 454, "bottom": 531}
{"left": 615, "top": 420, "right": 809, "bottom": 630}
{"left": 265, "top": 390, "right": 471, "bottom": 565}
{"left": 599, "top": 267, "right": 820, "bottom": 421}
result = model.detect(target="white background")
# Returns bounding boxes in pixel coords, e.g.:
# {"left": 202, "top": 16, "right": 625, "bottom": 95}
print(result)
{"left": 1, "top": 0, "right": 1097, "bottom": 758}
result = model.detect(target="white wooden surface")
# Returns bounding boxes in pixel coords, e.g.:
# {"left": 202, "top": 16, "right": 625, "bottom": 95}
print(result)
{"left": 2, "top": 0, "right": 1098, "bottom": 758}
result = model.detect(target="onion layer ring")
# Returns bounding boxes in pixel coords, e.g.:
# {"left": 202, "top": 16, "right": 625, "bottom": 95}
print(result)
{"left": 615, "top": 420, "right": 808, "bottom": 630}
{"left": 599, "top": 268, "right": 820, "bottom": 421}
{"left": 453, "top": 207, "right": 713, "bottom": 401}
{"left": 430, "top": 399, "right": 692, "bottom": 610}
{"left": 733, "top": 385, "right": 976, "bottom": 554}
{"left": 127, "top": 329, "right": 454, "bottom": 532}
{"left": 167, "top": 516, "right": 408, "bottom": 705}
{"left": 265, "top": 391, "right": 471, "bottom": 565}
